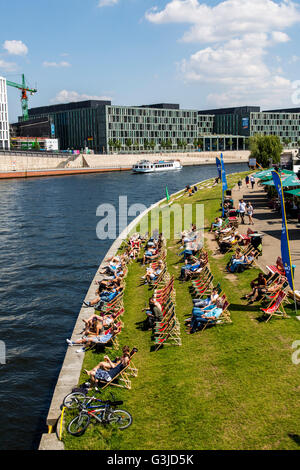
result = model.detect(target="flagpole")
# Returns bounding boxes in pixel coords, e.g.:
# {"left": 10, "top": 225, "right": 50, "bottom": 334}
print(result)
{"left": 272, "top": 171, "right": 297, "bottom": 315}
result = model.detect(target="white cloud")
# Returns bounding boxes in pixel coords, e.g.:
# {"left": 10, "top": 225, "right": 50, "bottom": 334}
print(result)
{"left": 146, "top": 0, "right": 300, "bottom": 107}
{"left": 3, "top": 40, "right": 28, "bottom": 55}
{"left": 43, "top": 61, "right": 71, "bottom": 68}
{"left": 51, "top": 90, "right": 112, "bottom": 103}
{"left": 0, "top": 59, "right": 18, "bottom": 72}
{"left": 98, "top": 0, "right": 119, "bottom": 7}
{"left": 146, "top": 0, "right": 300, "bottom": 43}
{"left": 271, "top": 31, "right": 290, "bottom": 43}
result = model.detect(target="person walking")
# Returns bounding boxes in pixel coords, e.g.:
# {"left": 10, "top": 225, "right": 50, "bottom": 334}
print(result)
{"left": 246, "top": 202, "right": 254, "bottom": 225}
{"left": 250, "top": 175, "right": 255, "bottom": 189}
{"left": 239, "top": 199, "right": 246, "bottom": 224}
{"left": 238, "top": 179, "right": 242, "bottom": 190}
{"left": 245, "top": 175, "right": 250, "bottom": 188}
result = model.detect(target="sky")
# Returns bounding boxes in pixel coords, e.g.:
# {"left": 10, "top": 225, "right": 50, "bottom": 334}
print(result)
{"left": 1, "top": 0, "right": 300, "bottom": 122}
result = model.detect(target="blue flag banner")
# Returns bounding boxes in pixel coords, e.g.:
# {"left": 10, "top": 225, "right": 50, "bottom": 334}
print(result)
{"left": 220, "top": 153, "right": 228, "bottom": 191}
{"left": 216, "top": 157, "right": 222, "bottom": 179}
{"left": 272, "top": 171, "right": 295, "bottom": 291}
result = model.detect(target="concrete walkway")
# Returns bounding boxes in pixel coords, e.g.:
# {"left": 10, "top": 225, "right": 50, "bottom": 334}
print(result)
{"left": 231, "top": 179, "right": 300, "bottom": 290}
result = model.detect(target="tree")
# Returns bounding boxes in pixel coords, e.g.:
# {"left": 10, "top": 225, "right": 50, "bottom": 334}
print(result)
{"left": 144, "top": 139, "right": 150, "bottom": 150}
{"left": 32, "top": 138, "right": 40, "bottom": 151}
{"left": 150, "top": 139, "right": 156, "bottom": 151}
{"left": 197, "top": 139, "right": 204, "bottom": 150}
{"left": 108, "top": 139, "right": 114, "bottom": 152}
{"left": 249, "top": 135, "right": 283, "bottom": 168}
{"left": 160, "top": 140, "right": 166, "bottom": 151}
{"left": 125, "top": 138, "right": 132, "bottom": 151}
{"left": 166, "top": 139, "right": 173, "bottom": 149}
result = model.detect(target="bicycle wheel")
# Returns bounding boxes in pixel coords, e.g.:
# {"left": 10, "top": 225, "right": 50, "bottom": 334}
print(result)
{"left": 67, "top": 413, "right": 90, "bottom": 436}
{"left": 107, "top": 409, "right": 132, "bottom": 430}
{"left": 63, "top": 392, "right": 87, "bottom": 409}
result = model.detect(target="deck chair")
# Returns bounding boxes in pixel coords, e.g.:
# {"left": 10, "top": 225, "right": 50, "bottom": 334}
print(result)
{"left": 97, "top": 348, "right": 138, "bottom": 390}
{"left": 154, "top": 318, "right": 182, "bottom": 351}
{"left": 260, "top": 291, "right": 289, "bottom": 322}
{"left": 197, "top": 297, "right": 232, "bottom": 332}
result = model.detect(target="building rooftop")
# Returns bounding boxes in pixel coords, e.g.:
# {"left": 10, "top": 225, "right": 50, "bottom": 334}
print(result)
{"left": 198, "top": 106, "right": 260, "bottom": 115}
{"left": 28, "top": 100, "right": 112, "bottom": 116}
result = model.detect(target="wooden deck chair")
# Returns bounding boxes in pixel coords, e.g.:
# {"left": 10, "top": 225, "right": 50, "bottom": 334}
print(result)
{"left": 199, "top": 297, "right": 232, "bottom": 332}
{"left": 191, "top": 274, "right": 214, "bottom": 296}
{"left": 154, "top": 319, "right": 182, "bottom": 351}
{"left": 149, "top": 267, "right": 169, "bottom": 289}
{"left": 260, "top": 291, "right": 289, "bottom": 322}
{"left": 97, "top": 348, "right": 138, "bottom": 390}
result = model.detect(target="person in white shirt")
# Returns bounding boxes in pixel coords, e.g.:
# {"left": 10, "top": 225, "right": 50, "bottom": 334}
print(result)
{"left": 239, "top": 199, "right": 246, "bottom": 224}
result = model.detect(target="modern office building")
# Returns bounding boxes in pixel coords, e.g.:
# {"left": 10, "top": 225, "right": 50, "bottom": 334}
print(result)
{"left": 0, "top": 76, "right": 10, "bottom": 150}
{"left": 199, "top": 105, "right": 300, "bottom": 147}
{"left": 250, "top": 109, "right": 300, "bottom": 146}
{"left": 22, "top": 100, "right": 300, "bottom": 153}
{"left": 23, "top": 100, "right": 247, "bottom": 153}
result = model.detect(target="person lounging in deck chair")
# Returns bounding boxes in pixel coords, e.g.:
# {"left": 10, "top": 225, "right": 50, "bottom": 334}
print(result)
{"left": 84, "top": 346, "right": 131, "bottom": 388}
{"left": 188, "top": 298, "right": 224, "bottom": 333}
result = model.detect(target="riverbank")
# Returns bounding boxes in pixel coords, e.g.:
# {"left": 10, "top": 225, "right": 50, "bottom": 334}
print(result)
{"left": 42, "top": 168, "right": 299, "bottom": 450}
{"left": 0, "top": 150, "right": 249, "bottom": 179}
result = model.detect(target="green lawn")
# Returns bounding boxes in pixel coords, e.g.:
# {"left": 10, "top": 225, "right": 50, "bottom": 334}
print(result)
{"left": 63, "top": 172, "right": 300, "bottom": 450}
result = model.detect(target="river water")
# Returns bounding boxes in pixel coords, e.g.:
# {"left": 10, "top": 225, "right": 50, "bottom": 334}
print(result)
{"left": 0, "top": 163, "right": 247, "bottom": 450}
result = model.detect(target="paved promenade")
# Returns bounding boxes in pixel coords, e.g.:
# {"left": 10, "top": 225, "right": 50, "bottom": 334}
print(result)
{"left": 232, "top": 179, "right": 300, "bottom": 290}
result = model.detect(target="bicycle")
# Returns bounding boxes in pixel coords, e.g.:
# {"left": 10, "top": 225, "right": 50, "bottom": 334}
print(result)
{"left": 63, "top": 392, "right": 132, "bottom": 436}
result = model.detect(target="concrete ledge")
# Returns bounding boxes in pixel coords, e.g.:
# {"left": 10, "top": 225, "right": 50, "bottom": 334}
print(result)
{"left": 39, "top": 434, "right": 65, "bottom": 451}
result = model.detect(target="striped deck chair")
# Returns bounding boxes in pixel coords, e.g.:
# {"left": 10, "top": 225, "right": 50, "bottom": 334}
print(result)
{"left": 260, "top": 291, "right": 289, "bottom": 322}
{"left": 154, "top": 318, "right": 181, "bottom": 351}
{"left": 197, "top": 297, "right": 232, "bottom": 332}
{"left": 149, "top": 266, "right": 169, "bottom": 289}
{"left": 191, "top": 273, "right": 214, "bottom": 296}
{"left": 97, "top": 348, "right": 138, "bottom": 390}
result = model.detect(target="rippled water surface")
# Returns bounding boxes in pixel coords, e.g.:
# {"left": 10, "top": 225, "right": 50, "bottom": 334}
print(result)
{"left": 0, "top": 163, "right": 247, "bottom": 449}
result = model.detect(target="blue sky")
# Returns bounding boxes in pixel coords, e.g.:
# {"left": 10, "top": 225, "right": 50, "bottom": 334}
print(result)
{"left": 1, "top": 0, "right": 300, "bottom": 122}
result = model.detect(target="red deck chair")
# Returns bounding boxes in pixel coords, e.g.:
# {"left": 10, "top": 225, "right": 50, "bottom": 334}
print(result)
{"left": 260, "top": 291, "right": 289, "bottom": 322}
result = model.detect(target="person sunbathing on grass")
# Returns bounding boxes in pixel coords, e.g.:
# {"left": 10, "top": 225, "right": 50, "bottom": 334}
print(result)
{"left": 219, "top": 231, "right": 240, "bottom": 254}
{"left": 66, "top": 323, "right": 120, "bottom": 352}
{"left": 84, "top": 346, "right": 131, "bottom": 387}
{"left": 83, "top": 285, "right": 123, "bottom": 308}
{"left": 209, "top": 217, "right": 223, "bottom": 233}
{"left": 141, "top": 260, "right": 164, "bottom": 284}
{"left": 142, "top": 247, "right": 159, "bottom": 265}
{"left": 187, "top": 298, "right": 224, "bottom": 333}
{"left": 179, "top": 254, "right": 206, "bottom": 281}
{"left": 144, "top": 297, "right": 164, "bottom": 329}
{"left": 227, "top": 251, "right": 256, "bottom": 273}
{"left": 241, "top": 273, "right": 268, "bottom": 304}
{"left": 95, "top": 276, "right": 122, "bottom": 290}
{"left": 192, "top": 288, "right": 220, "bottom": 309}
{"left": 81, "top": 312, "right": 116, "bottom": 334}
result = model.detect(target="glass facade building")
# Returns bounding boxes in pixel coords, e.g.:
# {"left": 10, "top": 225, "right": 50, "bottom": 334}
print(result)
{"left": 22, "top": 101, "right": 300, "bottom": 153}
{"left": 250, "top": 111, "right": 300, "bottom": 146}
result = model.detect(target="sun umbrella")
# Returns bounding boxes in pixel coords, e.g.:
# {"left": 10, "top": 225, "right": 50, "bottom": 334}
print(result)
{"left": 285, "top": 188, "right": 300, "bottom": 196}
{"left": 255, "top": 169, "right": 295, "bottom": 179}
{"left": 261, "top": 174, "right": 300, "bottom": 187}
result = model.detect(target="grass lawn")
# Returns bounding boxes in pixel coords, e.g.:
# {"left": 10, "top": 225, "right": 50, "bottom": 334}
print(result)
{"left": 63, "top": 171, "right": 300, "bottom": 450}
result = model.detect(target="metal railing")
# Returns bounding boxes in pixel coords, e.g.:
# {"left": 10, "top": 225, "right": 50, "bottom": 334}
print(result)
{"left": 0, "top": 149, "right": 70, "bottom": 158}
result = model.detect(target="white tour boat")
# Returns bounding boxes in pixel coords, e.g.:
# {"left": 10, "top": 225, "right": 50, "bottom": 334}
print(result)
{"left": 132, "top": 160, "right": 182, "bottom": 173}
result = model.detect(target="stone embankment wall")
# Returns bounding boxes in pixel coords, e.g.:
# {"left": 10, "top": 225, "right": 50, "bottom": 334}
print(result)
{"left": 68, "top": 151, "right": 250, "bottom": 169}
{"left": 0, "top": 153, "right": 68, "bottom": 171}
